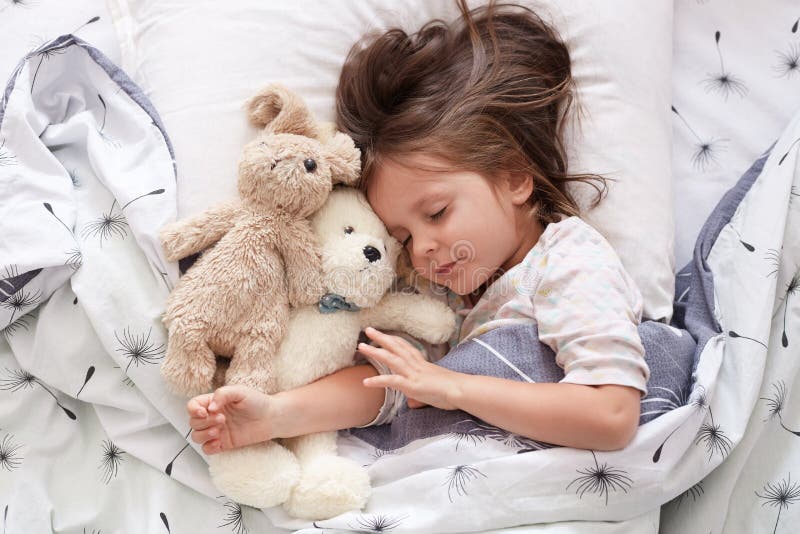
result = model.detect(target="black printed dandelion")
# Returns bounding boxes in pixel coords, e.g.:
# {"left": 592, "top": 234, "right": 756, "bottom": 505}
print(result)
{"left": 793, "top": 17, "right": 799, "bottom": 33}
{"left": 773, "top": 43, "right": 800, "bottom": 79}
{"left": 99, "top": 439, "right": 125, "bottom": 484}
{"left": 350, "top": 513, "right": 408, "bottom": 532}
{"left": 369, "top": 447, "right": 396, "bottom": 462}
{"left": 674, "top": 481, "right": 704, "bottom": 509}
{"left": 1, "top": 287, "right": 41, "bottom": 326}
{"left": 165, "top": 429, "right": 192, "bottom": 476}
{"left": 97, "top": 94, "right": 120, "bottom": 148}
{"left": 0, "top": 434, "right": 23, "bottom": 471}
{"left": 0, "top": 139, "right": 16, "bottom": 167}
{"left": 642, "top": 385, "right": 691, "bottom": 419}
{"left": 703, "top": 31, "right": 748, "bottom": 100}
{"left": 69, "top": 169, "right": 81, "bottom": 188}
{"left": 779, "top": 271, "right": 800, "bottom": 348}
{"left": 671, "top": 106, "right": 728, "bottom": 171}
{"left": 29, "top": 41, "right": 70, "bottom": 93}
{"left": 160, "top": 512, "right": 170, "bottom": 533}
{"left": 760, "top": 381, "right": 800, "bottom": 437}
{"left": 755, "top": 473, "right": 800, "bottom": 534}
{"left": 652, "top": 385, "right": 708, "bottom": 463}
{"left": 727, "top": 330, "right": 768, "bottom": 349}
{"left": 566, "top": 450, "right": 633, "bottom": 505}
{"left": 81, "top": 200, "right": 128, "bottom": 245}
{"left": 729, "top": 223, "right": 755, "bottom": 252}
{"left": 219, "top": 500, "right": 247, "bottom": 534}
{"left": 76, "top": 366, "right": 95, "bottom": 398}
{"left": 694, "top": 412, "right": 733, "bottom": 461}
{"left": 766, "top": 248, "right": 782, "bottom": 279}
{"left": 779, "top": 138, "right": 800, "bottom": 165}
{"left": 444, "top": 464, "right": 487, "bottom": 502}
{"left": 65, "top": 248, "right": 83, "bottom": 271}
{"left": 114, "top": 326, "right": 165, "bottom": 372}
{"left": 0, "top": 368, "right": 77, "bottom": 420}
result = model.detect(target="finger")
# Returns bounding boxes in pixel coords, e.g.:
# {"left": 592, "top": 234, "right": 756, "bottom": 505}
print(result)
{"left": 364, "top": 327, "right": 412, "bottom": 354}
{"left": 358, "top": 343, "right": 407, "bottom": 371}
{"left": 407, "top": 398, "right": 428, "bottom": 409}
{"left": 363, "top": 374, "right": 408, "bottom": 391}
{"left": 202, "top": 439, "right": 222, "bottom": 455}
{"left": 187, "top": 394, "right": 213, "bottom": 418}
{"left": 189, "top": 412, "right": 225, "bottom": 431}
{"left": 209, "top": 385, "right": 246, "bottom": 412}
{"left": 191, "top": 426, "right": 221, "bottom": 445}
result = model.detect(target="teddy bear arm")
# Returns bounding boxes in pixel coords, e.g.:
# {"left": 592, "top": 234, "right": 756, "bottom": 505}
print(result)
{"left": 361, "top": 292, "right": 457, "bottom": 344}
{"left": 278, "top": 220, "right": 325, "bottom": 306}
{"left": 160, "top": 203, "right": 239, "bottom": 261}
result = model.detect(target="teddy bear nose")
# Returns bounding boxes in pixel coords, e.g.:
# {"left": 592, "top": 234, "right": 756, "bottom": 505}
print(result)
{"left": 303, "top": 158, "right": 317, "bottom": 173}
{"left": 363, "top": 246, "right": 382, "bottom": 263}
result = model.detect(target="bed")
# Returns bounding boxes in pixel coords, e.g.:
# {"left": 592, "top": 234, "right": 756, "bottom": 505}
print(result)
{"left": 1, "top": 1, "right": 798, "bottom": 533}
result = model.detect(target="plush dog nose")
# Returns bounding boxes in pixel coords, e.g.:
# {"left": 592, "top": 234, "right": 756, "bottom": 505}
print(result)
{"left": 363, "top": 246, "right": 381, "bottom": 263}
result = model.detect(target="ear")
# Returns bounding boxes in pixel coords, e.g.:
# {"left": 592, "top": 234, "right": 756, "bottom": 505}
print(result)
{"left": 505, "top": 172, "right": 534, "bottom": 205}
{"left": 324, "top": 131, "right": 362, "bottom": 185}
{"left": 246, "top": 84, "right": 318, "bottom": 137}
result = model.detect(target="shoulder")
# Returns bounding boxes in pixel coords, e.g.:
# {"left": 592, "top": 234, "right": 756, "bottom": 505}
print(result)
{"left": 534, "top": 216, "right": 617, "bottom": 262}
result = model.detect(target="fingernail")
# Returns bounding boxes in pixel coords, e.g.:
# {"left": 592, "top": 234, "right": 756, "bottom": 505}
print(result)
{"left": 209, "top": 428, "right": 217, "bottom": 437}
{"left": 198, "top": 408, "right": 207, "bottom": 417}
{"left": 208, "top": 402, "right": 217, "bottom": 411}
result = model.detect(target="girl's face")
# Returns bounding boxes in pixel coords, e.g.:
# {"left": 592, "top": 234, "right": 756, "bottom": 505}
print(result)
{"left": 367, "top": 154, "right": 542, "bottom": 296}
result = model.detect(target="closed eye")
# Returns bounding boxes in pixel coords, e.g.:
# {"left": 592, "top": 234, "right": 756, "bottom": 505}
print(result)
{"left": 430, "top": 207, "right": 446, "bottom": 221}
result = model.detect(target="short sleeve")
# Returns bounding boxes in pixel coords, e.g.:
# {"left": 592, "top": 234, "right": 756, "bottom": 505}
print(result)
{"left": 533, "top": 218, "right": 650, "bottom": 395}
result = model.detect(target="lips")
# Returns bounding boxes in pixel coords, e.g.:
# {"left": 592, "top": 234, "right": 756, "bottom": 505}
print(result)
{"left": 435, "top": 261, "right": 456, "bottom": 274}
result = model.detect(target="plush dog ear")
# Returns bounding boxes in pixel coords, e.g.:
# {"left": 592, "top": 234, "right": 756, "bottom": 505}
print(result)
{"left": 246, "top": 84, "right": 318, "bottom": 137}
{"left": 324, "top": 131, "right": 362, "bottom": 185}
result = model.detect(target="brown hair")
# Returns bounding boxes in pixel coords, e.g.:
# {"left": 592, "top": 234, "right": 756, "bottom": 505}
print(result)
{"left": 335, "top": 0, "right": 606, "bottom": 225}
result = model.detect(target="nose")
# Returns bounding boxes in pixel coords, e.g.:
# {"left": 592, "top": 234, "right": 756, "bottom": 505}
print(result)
{"left": 411, "top": 233, "right": 438, "bottom": 259}
{"left": 363, "top": 246, "right": 382, "bottom": 263}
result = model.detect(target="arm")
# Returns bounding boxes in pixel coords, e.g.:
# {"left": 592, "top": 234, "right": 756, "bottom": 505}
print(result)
{"left": 359, "top": 327, "right": 641, "bottom": 451}
{"left": 160, "top": 202, "right": 239, "bottom": 261}
{"left": 360, "top": 292, "right": 456, "bottom": 344}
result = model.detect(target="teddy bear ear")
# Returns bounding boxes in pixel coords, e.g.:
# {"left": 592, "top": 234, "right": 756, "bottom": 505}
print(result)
{"left": 246, "top": 84, "right": 319, "bottom": 138}
{"left": 324, "top": 131, "right": 362, "bottom": 185}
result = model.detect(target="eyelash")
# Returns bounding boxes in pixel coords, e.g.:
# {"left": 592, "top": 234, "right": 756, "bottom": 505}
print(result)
{"left": 401, "top": 207, "right": 446, "bottom": 248}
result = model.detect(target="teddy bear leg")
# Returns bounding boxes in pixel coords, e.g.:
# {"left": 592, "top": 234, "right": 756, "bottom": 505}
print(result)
{"left": 208, "top": 440, "right": 300, "bottom": 509}
{"left": 160, "top": 322, "right": 217, "bottom": 397}
{"left": 225, "top": 330, "right": 282, "bottom": 394}
{"left": 281, "top": 432, "right": 372, "bottom": 520}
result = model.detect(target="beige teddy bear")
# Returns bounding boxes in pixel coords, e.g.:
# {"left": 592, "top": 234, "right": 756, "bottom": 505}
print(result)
{"left": 208, "top": 187, "right": 457, "bottom": 520}
{"left": 160, "top": 84, "right": 360, "bottom": 397}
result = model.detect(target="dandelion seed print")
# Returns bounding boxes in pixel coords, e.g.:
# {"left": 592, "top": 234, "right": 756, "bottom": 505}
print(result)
{"left": 81, "top": 199, "right": 127, "bottom": 245}
{"left": 766, "top": 249, "right": 782, "bottom": 278}
{"left": 761, "top": 381, "right": 800, "bottom": 437}
{"left": 69, "top": 169, "right": 81, "bottom": 188}
{"left": 65, "top": 248, "right": 83, "bottom": 271}
{"left": 443, "top": 465, "right": 487, "bottom": 502}
{"left": 114, "top": 327, "right": 165, "bottom": 372}
{"left": 566, "top": 450, "right": 633, "bottom": 505}
{"left": 0, "top": 434, "right": 23, "bottom": 471}
{"left": 728, "top": 330, "right": 768, "bottom": 349}
{"left": 96, "top": 94, "right": 120, "bottom": 148}
{"left": 76, "top": 366, "right": 95, "bottom": 398}
{"left": 160, "top": 512, "right": 170, "bottom": 533}
{"left": 774, "top": 43, "right": 800, "bottom": 79}
{"left": 674, "top": 481, "right": 704, "bottom": 509}
{"left": 1, "top": 287, "right": 41, "bottom": 327}
{"left": 779, "top": 138, "right": 800, "bottom": 165}
{"left": 350, "top": 513, "right": 408, "bottom": 532}
{"left": 694, "top": 408, "right": 733, "bottom": 461}
{"left": 0, "top": 368, "right": 77, "bottom": 420}
{"left": 702, "top": 31, "right": 748, "bottom": 99}
{"left": 755, "top": 473, "right": 800, "bottom": 534}
{"left": 793, "top": 17, "right": 799, "bottom": 33}
{"left": 2, "top": 315, "right": 31, "bottom": 340}
{"left": 29, "top": 41, "right": 69, "bottom": 94}
{"left": 165, "top": 430, "right": 192, "bottom": 476}
{"left": 642, "top": 385, "right": 691, "bottom": 419}
{"left": 0, "top": 139, "right": 16, "bottom": 167}
{"left": 219, "top": 500, "right": 247, "bottom": 534}
{"left": 671, "top": 106, "right": 728, "bottom": 171}
{"left": 729, "top": 224, "right": 755, "bottom": 252}
{"left": 369, "top": 447, "right": 396, "bottom": 463}
{"left": 448, "top": 429, "right": 486, "bottom": 452}
{"left": 99, "top": 439, "right": 125, "bottom": 484}
{"left": 120, "top": 188, "right": 165, "bottom": 210}
{"left": 778, "top": 271, "right": 799, "bottom": 348}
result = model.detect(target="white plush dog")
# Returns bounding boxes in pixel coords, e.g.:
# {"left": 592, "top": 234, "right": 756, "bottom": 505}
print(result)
{"left": 208, "top": 187, "right": 456, "bottom": 520}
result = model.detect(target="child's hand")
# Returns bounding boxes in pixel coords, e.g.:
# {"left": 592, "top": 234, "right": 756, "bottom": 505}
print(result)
{"left": 187, "top": 385, "right": 278, "bottom": 455}
{"left": 359, "top": 326, "right": 462, "bottom": 411}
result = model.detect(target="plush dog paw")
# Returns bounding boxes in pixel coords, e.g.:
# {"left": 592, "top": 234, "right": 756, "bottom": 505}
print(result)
{"left": 160, "top": 353, "right": 216, "bottom": 397}
{"left": 415, "top": 299, "right": 457, "bottom": 344}
{"left": 283, "top": 456, "right": 371, "bottom": 520}
{"left": 159, "top": 222, "right": 186, "bottom": 262}
{"left": 209, "top": 442, "right": 300, "bottom": 509}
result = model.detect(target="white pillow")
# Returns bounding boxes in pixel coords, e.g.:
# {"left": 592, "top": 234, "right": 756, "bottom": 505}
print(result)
{"left": 107, "top": 0, "right": 675, "bottom": 321}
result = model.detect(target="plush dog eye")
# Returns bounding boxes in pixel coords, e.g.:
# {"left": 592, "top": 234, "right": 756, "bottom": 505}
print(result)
{"left": 344, "top": 226, "right": 354, "bottom": 234}
{"left": 304, "top": 158, "right": 317, "bottom": 173}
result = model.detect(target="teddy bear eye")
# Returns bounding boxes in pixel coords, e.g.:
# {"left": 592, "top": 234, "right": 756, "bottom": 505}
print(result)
{"left": 344, "top": 226, "right": 354, "bottom": 234}
{"left": 304, "top": 158, "right": 317, "bottom": 173}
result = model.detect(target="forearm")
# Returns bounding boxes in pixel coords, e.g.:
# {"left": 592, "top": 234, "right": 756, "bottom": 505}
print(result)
{"left": 271, "top": 364, "right": 384, "bottom": 438}
{"left": 450, "top": 375, "right": 641, "bottom": 450}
